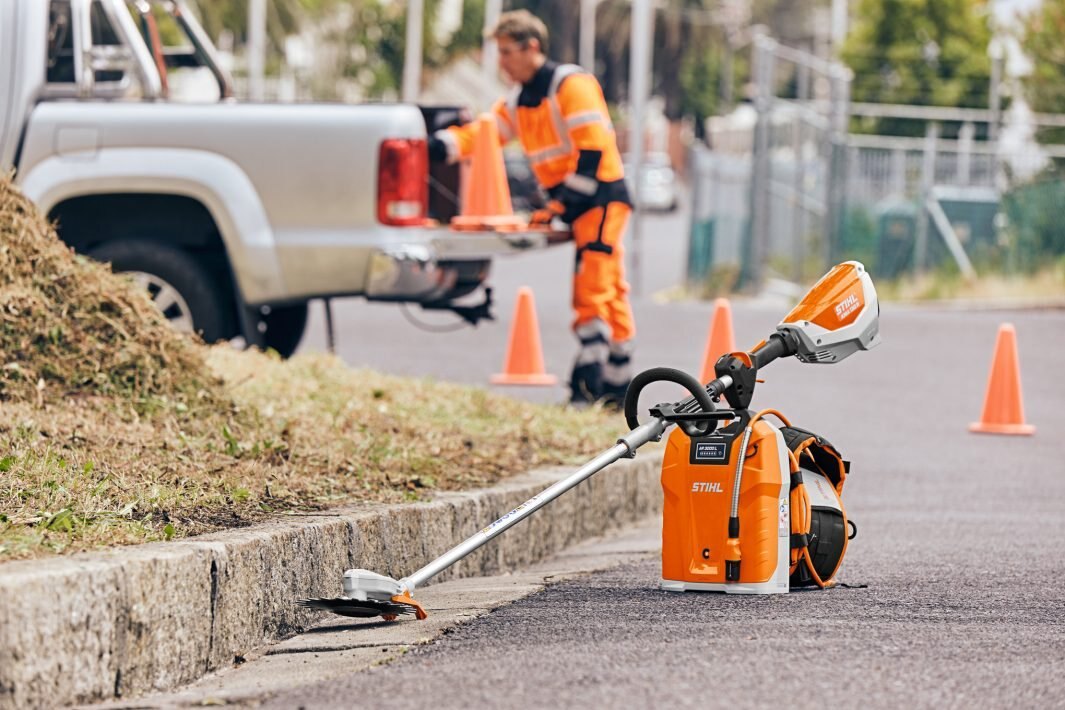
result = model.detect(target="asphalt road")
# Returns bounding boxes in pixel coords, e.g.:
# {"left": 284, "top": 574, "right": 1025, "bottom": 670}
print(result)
{"left": 92, "top": 194, "right": 1065, "bottom": 709}
{"left": 296, "top": 201, "right": 692, "bottom": 405}
{"left": 264, "top": 313, "right": 1065, "bottom": 709}
{"left": 256, "top": 197, "right": 1065, "bottom": 708}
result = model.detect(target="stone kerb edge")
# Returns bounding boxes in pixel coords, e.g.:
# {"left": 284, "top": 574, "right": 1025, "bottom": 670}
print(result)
{"left": 0, "top": 452, "right": 664, "bottom": 708}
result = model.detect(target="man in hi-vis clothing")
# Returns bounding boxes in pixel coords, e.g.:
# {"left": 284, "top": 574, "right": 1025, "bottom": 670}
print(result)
{"left": 429, "top": 10, "right": 636, "bottom": 405}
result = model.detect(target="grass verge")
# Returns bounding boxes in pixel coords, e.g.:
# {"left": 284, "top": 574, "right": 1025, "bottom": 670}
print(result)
{"left": 0, "top": 176, "right": 622, "bottom": 561}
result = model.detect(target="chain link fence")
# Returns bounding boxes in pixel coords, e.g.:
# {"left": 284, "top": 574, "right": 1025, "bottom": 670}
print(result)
{"left": 688, "top": 36, "right": 1065, "bottom": 293}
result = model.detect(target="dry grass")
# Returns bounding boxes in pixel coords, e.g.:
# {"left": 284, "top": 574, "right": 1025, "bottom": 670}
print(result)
{"left": 878, "top": 262, "right": 1065, "bottom": 303}
{"left": 0, "top": 177, "right": 621, "bottom": 561}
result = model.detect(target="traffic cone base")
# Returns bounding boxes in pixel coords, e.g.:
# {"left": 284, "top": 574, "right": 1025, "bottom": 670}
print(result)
{"left": 490, "top": 372, "right": 559, "bottom": 386}
{"left": 492, "top": 286, "right": 557, "bottom": 387}
{"left": 968, "top": 421, "right": 1035, "bottom": 436}
{"left": 969, "top": 323, "right": 1035, "bottom": 436}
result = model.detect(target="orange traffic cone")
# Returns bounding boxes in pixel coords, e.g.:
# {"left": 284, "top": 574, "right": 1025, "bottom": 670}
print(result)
{"left": 699, "top": 298, "right": 737, "bottom": 383}
{"left": 452, "top": 114, "right": 524, "bottom": 231}
{"left": 969, "top": 323, "right": 1035, "bottom": 436}
{"left": 491, "top": 287, "right": 558, "bottom": 386}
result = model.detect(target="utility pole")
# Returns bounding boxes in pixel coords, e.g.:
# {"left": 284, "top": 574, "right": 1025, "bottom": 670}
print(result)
{"left": 580, "top": 0, "right": 599, "bottom": 72}
{"left": 247, "top": 0, "right": 266, "bottom": 101}
{"left": 402, "top": 0, "right": 424, "bottom": 103}
{"left": 988, "top": 37, "right": 1004, "bottom": 142}
{"left": 483, "top": 0, "right": 503, "bottom": 109}
{"left": 628, "top": 0, "right": 654, "bottom": 298}
{"left": 831, "top": 0, "right": 848, "bottom": 50}
{"left": 745, "top": 30, "right": 774, "bottom": 292}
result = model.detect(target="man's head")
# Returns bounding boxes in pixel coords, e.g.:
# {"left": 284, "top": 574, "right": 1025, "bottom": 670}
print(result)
{"left": 490, "top": 10, "right": 548, "bottom": 84}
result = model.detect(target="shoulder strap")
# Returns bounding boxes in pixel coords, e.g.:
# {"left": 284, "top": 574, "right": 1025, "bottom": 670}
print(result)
{"left": 780, "top": 425, "right": 849, "bottom": 491}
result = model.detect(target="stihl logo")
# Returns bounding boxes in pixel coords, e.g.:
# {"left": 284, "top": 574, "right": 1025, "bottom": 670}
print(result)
{"left": 835, "top": 294, "right": 860, "bottom": 320}
{"left": 692, "top": 482, "right": 724, "bottom": 493}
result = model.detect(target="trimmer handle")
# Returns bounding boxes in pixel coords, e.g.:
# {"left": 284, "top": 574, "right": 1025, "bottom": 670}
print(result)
{"left": 623, "top": 367, "right": 720, "bottom": 437}
{"left": 623, "top": 333, "right": 799, "bottom": 434}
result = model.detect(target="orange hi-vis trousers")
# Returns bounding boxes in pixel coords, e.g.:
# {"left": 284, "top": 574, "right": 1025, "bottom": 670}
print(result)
{"left": 571, "top": 202, "right": 635, "bottom": 344}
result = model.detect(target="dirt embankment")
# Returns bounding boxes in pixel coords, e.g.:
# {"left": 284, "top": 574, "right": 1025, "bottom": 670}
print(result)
{"left": 0, "top": 177, "right": 620, "bottom": 561}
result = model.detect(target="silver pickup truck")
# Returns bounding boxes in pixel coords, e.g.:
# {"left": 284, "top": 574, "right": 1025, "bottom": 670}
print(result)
{"left": 1, "top": 0, "right": 544, "bottom": 356}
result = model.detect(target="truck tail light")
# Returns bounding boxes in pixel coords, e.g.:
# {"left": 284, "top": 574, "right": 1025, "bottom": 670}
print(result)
{"left": 377, "top": 139, "right": 428, "bottom": 226}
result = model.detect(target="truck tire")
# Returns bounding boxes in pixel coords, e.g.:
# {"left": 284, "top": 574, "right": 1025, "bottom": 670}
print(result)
{"left": 258, "top": 303, "right": 308, "bottom": 359}
{"left": 89, "top": 241, "right": 237, "bottom": 344}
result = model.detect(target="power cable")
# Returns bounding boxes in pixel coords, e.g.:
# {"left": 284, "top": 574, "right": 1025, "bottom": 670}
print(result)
{"left": 399, "top": 302, "right": 471, "bottom": 333}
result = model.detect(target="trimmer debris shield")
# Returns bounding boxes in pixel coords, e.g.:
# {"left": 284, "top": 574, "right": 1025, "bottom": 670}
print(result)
{"left": 297, "top": 597, "right": 419, "bottom": 619}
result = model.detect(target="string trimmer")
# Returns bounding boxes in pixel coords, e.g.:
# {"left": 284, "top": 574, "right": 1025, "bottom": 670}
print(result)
{"left": 301, "top": 261, "right": 880, "bottom": 619}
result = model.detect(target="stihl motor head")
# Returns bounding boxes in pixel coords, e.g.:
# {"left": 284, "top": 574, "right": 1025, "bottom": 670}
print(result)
{"left": 776, "top": 260, "right": 881, "bottom": 364}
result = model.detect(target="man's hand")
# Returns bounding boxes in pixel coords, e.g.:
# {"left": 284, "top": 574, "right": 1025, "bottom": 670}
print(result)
{"left": 530, "top": 199, "right": 565, "bottom": 225}
{"left": 427, "top": 136, "right": 449, "bottom": 163}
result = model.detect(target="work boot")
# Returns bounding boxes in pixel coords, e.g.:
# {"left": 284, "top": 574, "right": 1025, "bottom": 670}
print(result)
{"left": 569, "top": 361, "right": 604, "bottom": 405}
{"left": 569, "top": 319, "right": 610, "bottom": 405}
{"left": 599, "top": 340, "right": 634, "bottom": 409}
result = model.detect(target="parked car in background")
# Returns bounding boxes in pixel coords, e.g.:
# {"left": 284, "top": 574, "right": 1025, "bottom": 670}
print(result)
{"left": 624, "top": 151, "right": 680, "bottom": 212}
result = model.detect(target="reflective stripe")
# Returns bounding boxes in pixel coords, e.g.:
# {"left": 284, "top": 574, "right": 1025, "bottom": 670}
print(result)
{"left": 549, "top": 64, "right": 584, "bottom": 96}
{"left": 564, "top": 174, "right": 598, "bottom": 196}
{"left": 495, "top": 114, "right": 515, "bottom": 142}
{"left": 520, "top": 65, "right": 606, "bottom": 173}
{"left": 575, "top": 317, "right": 611, "bottom": 342}
{"left": 527, "top": 144, "right": 571, "bottom": 164}
{"left": 603, "top": 340, "right": 634, "bottom": 386}
{"left": 565, "top": 110, "right": 609, "bottom": 130}
{"left": 434, "top": 129, "right": 460, "bottom": 163}
{"left": 525, "top": 64, "right": 586, "bottom": 170}
{"left": 577, "top": 342, "right": 609, "bottom": 366}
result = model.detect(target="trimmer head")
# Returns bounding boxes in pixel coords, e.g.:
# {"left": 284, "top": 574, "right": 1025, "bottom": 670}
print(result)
{"left": 297, "top": 597, "right": 416, "bottom": 619}
{"left": 299, "top": 569, "right": 427, "bottom": 621}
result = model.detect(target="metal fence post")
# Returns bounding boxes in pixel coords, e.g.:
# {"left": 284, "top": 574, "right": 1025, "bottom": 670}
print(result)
{"left": 744, "top": 31, "right": 774, "bottom": 292}
{"left": 826, "top": 65, "right": 852, "bottom": 268}
{"left": 958, "top": 121, "right": 974, "bottom": 187}
{"left": 891, "top": 148, "right": 906, "bottom": 197}
{"left": 914, "top": 121, "right": 939, "bottom": 274}
{"left": 790, "top": 62, "right": 811, "bottom": 284}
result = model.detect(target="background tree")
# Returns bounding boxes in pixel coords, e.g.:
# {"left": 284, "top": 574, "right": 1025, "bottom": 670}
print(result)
{"left": 1019, "top": 0, "right": 1065, "bottom": 127}
{"left": 841, "top": 0, "right": 992, "bottom": 137}
{"left": 523, "top": 0, "right": 732, "bottom": 130}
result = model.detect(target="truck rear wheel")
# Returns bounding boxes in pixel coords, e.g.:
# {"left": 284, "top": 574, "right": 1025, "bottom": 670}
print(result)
{"left": 89, "top": 241, "right": 237, "bottom": 344}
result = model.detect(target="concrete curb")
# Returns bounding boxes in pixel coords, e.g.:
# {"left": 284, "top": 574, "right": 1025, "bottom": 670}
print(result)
{"left": 0, "top": 452, "right": 663, "bottom": 709}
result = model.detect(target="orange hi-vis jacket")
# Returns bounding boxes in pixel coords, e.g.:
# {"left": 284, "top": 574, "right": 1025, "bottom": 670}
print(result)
{"left": 436, "top": 62, "right": 636, "bottom": 345}
{"left": 437, "top": 61, "right": 631, "bottom": 223}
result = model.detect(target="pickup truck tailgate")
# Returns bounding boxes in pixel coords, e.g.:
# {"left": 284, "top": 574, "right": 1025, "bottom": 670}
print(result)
{"left": 429, "top": 228, "right": 559, "bottom": 258}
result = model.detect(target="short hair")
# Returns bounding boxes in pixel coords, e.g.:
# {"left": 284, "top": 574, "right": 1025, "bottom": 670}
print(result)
{"left": 490, "top": 10, "right": 548, "bottom": 52}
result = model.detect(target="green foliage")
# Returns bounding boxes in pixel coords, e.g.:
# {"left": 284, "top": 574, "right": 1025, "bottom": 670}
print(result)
{"left": 1019, "top": 0, "right": 1065, "bottom": 114}
{"left": 842, "top": 0, "right": 992, "bottom": 136}
{"left": 190, "top": 0, "right": 305, "bottom": 46}
{"left": 1019, "top": 0, "right": 1065, "bottom": 144}
{"left": 1002, "top": 179, "right": 1065, "bottom": 272}
{"left": 448, "top": 0, "right": 487, "bottom": 56}
{"left": 679, "top": 49, "right": 724, "bottom": 133}
{"left": 327, "top": 0, "right": 486, "bottom": 98}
